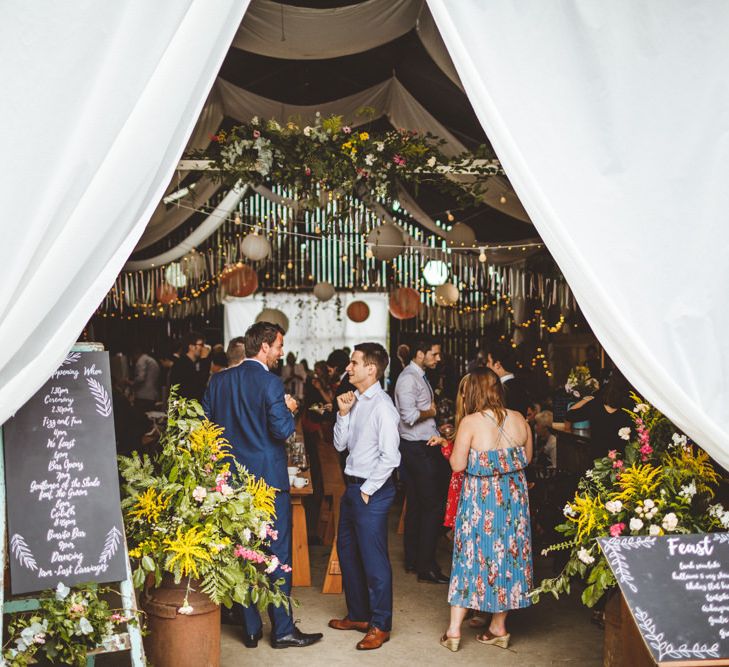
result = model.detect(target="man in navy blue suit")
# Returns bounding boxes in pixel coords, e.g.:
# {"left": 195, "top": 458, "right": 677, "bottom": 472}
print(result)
{"left": 203, "top": 321, "right": 323, "bottom": 649}
{"left": 328, "top": 343, "right": 401, "bottom": 650}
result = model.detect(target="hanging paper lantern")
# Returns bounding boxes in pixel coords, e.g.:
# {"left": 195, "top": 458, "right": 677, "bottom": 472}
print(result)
{"left": 422, "top": 259, "right": 449, "bottom": 286}
{"left": 242, "top": 231, "right": 271, "bottom": 261}
{"left": 256, "top": 308, "right": 289, "bottom": 333}
{"left": 181, "top": 250, "right": 206, "bottom": 279}
{"left": 446, "top": 222, "right": 476, "bottom": 249}
{"left": 366, "top": 222, "right": 403, "bottom": 261}
{"left": 156, "top": 282, "right": 178, "bottom": 305}
{"left": 164, "top": 262, "right": 187, "bottom": 288}
{"left": 313, "top": 281, "right": 335, "bottom": 302}
{"left": 221, "top": 263, "right": 258, "bottom": 297}
{"left": 347, "top": 300, "right": 370, "bottom": 323}
{"left": 434, "top": 282, "right": 460, "bottom": 306}
{"left": 389, "top": 287, "right": 420, "bottom": 320}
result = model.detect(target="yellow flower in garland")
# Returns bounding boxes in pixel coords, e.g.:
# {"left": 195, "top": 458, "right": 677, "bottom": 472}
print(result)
{"left": 613, "top": 463, "right": 663, "bottom": 504}
{"left": 246, "top": 476, "right": 277, "bottom": 517}
{"left": 129, "top": 488, "right": 169, "bottom": 523}
{"left": 358, "top": 132, "right": 369, "bottom": 141}
{"left": 164, "top": 526, "right": 213, "bottom": 578}
{"left": 566, "top": 492, "right": 609, "bottom": 542}
{"left": 128, "top": 538, "right": 160, "bottom": 559}
{"left": 187, "top": 420, "right": 230, "bottom": 460}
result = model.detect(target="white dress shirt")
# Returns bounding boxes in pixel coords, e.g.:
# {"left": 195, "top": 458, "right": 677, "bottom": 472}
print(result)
{"left": 394, "top": 361, "right": 439, "bottom": 441}
{"left": 333, "top": 381, "right": 401, "bottom": 496}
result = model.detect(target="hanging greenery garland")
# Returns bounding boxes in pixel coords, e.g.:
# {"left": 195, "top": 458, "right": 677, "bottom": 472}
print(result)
{"left": 189, "top": 110, "right": 501, "bottom": 220}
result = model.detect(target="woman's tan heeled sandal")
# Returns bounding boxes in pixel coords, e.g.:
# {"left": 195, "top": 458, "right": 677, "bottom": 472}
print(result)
{"left": 440, "top": 634, "right": 461, "bottom": 652}
{"left": 476, "top": 630, "right": 510, "bottom": 649}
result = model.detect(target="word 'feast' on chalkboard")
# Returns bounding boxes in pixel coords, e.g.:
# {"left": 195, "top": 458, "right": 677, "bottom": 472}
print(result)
{"left": 3, "top": 350, "right": 126, "bottom": 594}
{"left": 599, "top": 533, "right": 729, "bottom": 665}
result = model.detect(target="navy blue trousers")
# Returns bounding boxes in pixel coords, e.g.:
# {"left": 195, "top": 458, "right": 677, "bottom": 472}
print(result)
{"left": 337, "top": 479, "right": 396, "bottom": 632}
{"left": 237, "top": 490, "right": 294, "bottom": 639}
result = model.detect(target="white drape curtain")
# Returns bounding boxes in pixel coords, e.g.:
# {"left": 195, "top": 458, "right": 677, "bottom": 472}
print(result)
{"left": 0, "top": 0, "right": 250, "bottom": 425}
{"left": 428, "top": 1, "right": 729, "bottom": 469}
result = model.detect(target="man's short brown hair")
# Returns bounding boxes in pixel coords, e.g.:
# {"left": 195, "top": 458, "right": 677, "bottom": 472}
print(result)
{"left": 354, "top": 342, "right": 389, "bottom": 379}
{"left": 244, "top": 321, "right": 284, "bottom": 357}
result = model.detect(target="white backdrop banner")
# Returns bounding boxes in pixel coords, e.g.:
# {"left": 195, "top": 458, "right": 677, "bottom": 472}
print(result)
{"left": 224, "top": 293, "right": 389, "bottom": 367}
{"left": 0, "top": 0, "right": 250, "bottom": 424}
{"left": 428, "top": 1, "right": 729, "bottom": 469}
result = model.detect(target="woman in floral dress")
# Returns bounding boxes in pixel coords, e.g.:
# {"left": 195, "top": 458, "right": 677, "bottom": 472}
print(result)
{"left": 440, "top": 368, "right": 533, "bottom": 652}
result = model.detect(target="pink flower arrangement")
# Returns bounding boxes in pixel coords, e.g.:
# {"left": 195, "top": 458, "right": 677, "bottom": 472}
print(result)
{"left": 393, "top": 154, "right": 406, "bottom": 166}
{"left": 234, "top": 545, "right": 266, "bottom": 564}
{"left": 253, "top": 129, "right": 261, "bottom": 138}
{"left": 612, "top": 459, "right": 624, "bottom": 469}
{"left": 266, "top": 525, "right": 279, "bottom": 540}
{"left": 640, "top": 443, "right": 654, "bottom": 462}
{"left": 342, "top": 126, "right": 352, "bottom": 134}
{"left": 609, "top": 522, "right": 625, "bottom": 537}
{"left": 607, "top": 450, "right": 617, "bottom": 460}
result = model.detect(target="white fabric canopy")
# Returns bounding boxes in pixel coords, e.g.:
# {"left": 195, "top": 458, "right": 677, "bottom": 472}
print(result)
{"left": 0, "top": 0, "right": 249, "bottom": 425}
{"left": 429, "top": 1, "right": 729, "bottom": 469}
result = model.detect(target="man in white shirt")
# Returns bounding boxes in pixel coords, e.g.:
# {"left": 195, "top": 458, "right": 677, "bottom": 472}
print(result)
{"left": 394, "top": 336, "right": 449, "bottom": 584}
{"left": 128, "top": 346, "right": 160, "bottom": 412}
{"left": 329, "top": 343, "right": 400, "bottom": 651}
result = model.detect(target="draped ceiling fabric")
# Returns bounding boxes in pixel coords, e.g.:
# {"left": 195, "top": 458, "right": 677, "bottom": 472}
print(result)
{"left": 133, "top": 0, "right": 532, "bottom": 257}
{"left": 429, "top": 1, "right": 729, "bottom": 470}
{"left": 0, "top": 0, "right": 249, "bottom": 426}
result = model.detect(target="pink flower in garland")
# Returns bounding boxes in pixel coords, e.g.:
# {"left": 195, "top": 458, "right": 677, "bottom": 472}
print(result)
{"left": 253, "top": 129, "right": 261, "bottom": 138}
{"left": 266, "top": 525, "right": 279, "bottom": 541}
{"left": 640, "top": 443, "right": 654, "bottom": 462}
{"left": 304, "top": 166, "right": 311, "bottom": 176}
{"left": 393, "top": 154, "right": 406, "bottom": 166}
{"left": 234, "top": 545, "right": 266, "bottom": 564}
{"left": 607, "top": 450, "right": 617, "bottom": 460}
{"left": 343, "top": 126, "right": 352, "bottom": 134}
{"left": 613, "top": 459, "right": 624, "bottom": 469}
{"left": 609, "top": 522, "right": 626, "bottom": 537}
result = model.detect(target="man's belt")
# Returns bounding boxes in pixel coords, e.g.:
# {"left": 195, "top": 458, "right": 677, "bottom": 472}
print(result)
{"left": 345, "top": 475, "right": 366, "bottom": 485}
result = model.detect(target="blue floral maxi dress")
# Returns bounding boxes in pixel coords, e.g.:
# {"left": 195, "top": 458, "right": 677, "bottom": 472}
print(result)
{"left": 447, "top": 427, "right": 533, "bottom": 612}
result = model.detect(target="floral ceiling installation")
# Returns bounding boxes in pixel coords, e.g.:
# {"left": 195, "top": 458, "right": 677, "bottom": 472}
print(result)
{"left": 191, "top": 110, "right": 501, "bottom": 219}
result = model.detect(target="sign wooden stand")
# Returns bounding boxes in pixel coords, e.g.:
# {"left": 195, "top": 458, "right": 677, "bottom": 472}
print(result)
{"left": 0, "top": 343, "right": 144, "bottom": 666}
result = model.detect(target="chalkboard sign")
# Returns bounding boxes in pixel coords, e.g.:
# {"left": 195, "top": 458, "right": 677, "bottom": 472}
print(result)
{"left": 598, "top": 533, "right": 729, "bottom": 664}
{"left": 3, "top": 350, "right": 127, "bottom": 594}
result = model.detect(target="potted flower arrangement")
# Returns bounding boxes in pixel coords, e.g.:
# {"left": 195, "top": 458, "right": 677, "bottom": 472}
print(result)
{"left": 118, "top": 390, "right": 290, "bottom": 667}
{"left": 532, "top": 395, "right": 726, "bottom": 659}
{"left": 534, "top": 395, "right": 725, "bottom": 605}
{"left": 2, "top": 582, "right": 138, "bottom": 666}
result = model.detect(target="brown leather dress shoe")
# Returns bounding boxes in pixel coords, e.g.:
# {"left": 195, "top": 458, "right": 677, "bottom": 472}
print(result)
{"left": 328, "top": 618, "right": 369, "bottom": 632}
{"left": 356, "top": 626, "right": 390, "bottom": 650}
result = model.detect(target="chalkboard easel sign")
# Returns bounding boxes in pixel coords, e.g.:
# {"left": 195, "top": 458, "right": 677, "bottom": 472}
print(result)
{"left": 598, "top": 533, "right": 729, "bottom": 665}
{"left": 3, "top": 349, "right": 127, "bottom": 594}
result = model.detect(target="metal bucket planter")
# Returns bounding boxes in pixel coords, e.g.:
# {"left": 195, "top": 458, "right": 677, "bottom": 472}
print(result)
{"left": 142, "top": 575, "right": 220, "bottom": 667}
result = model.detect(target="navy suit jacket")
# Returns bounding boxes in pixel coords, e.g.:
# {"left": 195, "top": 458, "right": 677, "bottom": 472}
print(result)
{"left": 202, "top": 360, "right": 295, "bottom": 491}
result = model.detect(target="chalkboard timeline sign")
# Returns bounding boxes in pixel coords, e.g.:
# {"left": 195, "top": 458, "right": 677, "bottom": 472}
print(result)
{"left": 3, "top": 350, "right": 127, "bottom": 594}
{"left": 598, "top": 533, "right": 729, "bottom": 665}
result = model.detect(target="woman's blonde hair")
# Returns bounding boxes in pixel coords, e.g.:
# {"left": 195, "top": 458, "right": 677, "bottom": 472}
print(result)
{"left": 464, "top": 367, "right": 507, "bottom": 425}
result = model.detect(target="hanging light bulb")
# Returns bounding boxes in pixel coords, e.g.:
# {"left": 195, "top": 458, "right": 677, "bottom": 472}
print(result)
{"left": 447, "top": 210, "right": 455, "bottom": 222}
{"left": 499, "top": 194, "right": 507, "bottom": 204}
{"left": 287, "top": 261, "right": 293, "bottom": 269}
{"left": 233, "top": 212, "right": 242, "bottom": 225}
{"left": 478, "top": 247, "right": 487, "bottom": 263}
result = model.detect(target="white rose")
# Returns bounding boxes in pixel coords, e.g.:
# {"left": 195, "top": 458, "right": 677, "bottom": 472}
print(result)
{"left": 633, "top": 403, "right": 649, "bottom": 414}
{"left": 303, "top": 126, "right": 312, "bottom": 136}
{"left": 662, "top": 512, "right": 679, "bottom": 532}
{"left": 375, "top": 141, "right": 385, "bottom": 152}
{"left": 220, "top": 483, "right": 234, "bottom": 497}
{"left": 605, "top": 500, "right": 623, "bottom": 514}
{"left": 680, "top": 482, "right": 697, "bottom": 498}
{"left": 192, "top": 486, "right": 207, "bottom": 503}
{"left": 644, "top": 499, "right": 655, "bottom": 509}
{"left": 265, "top": 556, "right": 280, "bottom": 574}
{"left": 629, "top": 517, "right": 644, "bottom": 532}
{"left": 648, "top": 525, "right": 661, "bottom": 536}
{"left": 242, "top": 528, "right": 251, "bottom": 543}
{"left": 426, "top": 156, "right": 437, "bottom": 168}
{"left": 365, "top": 153, "right": 375, "bottom": 166}
{"left": 563, "top": 503, "right": 576, "bottom": 517}
{"left": 672, "top": 433, "right": 688, "bottom": 447}
{"left": 618, "top": 427, "right": 631, "bottom": 441}
{"left": 577, "top": 547, "right": 595, "bottom": 565}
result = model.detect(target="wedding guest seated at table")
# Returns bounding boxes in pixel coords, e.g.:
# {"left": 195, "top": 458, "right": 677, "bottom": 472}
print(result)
{"left": 565, "top": 370, "right": 633, "bottom": 456}
{"left": 440, "top": 368, "right": 533, "bottom": 652}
